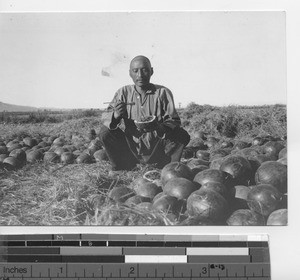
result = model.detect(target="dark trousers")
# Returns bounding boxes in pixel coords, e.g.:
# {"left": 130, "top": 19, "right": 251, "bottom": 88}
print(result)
{"left": 98, "top": 125, "right": 190, "bottom": 170}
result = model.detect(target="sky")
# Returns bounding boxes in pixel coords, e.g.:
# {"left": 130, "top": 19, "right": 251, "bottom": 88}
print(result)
{"left": 0, "top": 11, "right": 286, "bottom": 109}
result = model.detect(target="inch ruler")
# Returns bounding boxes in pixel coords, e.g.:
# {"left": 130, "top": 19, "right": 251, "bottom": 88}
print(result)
{"left": 0, "top": 234, "right": 271, "bottom": 280}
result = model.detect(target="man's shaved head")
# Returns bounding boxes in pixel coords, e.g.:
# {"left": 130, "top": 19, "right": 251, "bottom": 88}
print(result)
{"left": 130, "top": 55, "right": 152, "bottom": 69}
{"left": 129, "top": 55, "right": 153, "bottom": 90}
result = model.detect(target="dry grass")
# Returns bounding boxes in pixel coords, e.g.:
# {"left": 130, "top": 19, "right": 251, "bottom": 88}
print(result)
{"left": 0, "top": 159, "right": 175, "bottom": 226}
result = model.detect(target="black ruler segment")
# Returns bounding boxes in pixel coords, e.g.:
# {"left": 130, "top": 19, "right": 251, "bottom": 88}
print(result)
{"left": 61, "top": 255, "right": 125, "bottom": 263}
{"left": 81, "top": 241, "right": 106, "bottom": 246}
{"left": 27, "top": 241, "right": 52, "bottom": 246}
{"left": 250, "top": 248, "right": 270, "bottom": 263}
{"left": 108, "top": 241, "right": 136, "bottom": 247}
{"left": 51, "top": 241, "right": 80, "bottom": 246}
{"left": 3, "top": 255, "right": 62, "bottom": 262}
{"left": 187, "top": 255, "right": 251, "bottom": 263}
{"left": 191, "top": 241, "right": 220, "bottom": 247}
{"left": 136, "top": 241, "right": 165, "bottom": 247}
{"left": 3, "top": 247, "right": 60, "bottom": 255}
{"left": 165, "top": 241, "right": 192, "bottom": 247}
{"left": 248, "top": 241, "right": 269, "bottom": 247}
{"left": 218, "top": 241, "right": 248, "bottom": 247}
{"left": 1, "top": 241, "right": 26, "bottom": 246}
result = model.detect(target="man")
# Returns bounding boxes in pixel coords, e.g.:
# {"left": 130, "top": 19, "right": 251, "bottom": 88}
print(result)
{"left": 99, "top": 55, "right": 190, "bottom": 171}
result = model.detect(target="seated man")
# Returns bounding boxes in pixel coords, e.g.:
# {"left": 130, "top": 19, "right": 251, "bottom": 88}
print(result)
{"left": 99, "top": 55, "right": 190, "bottom": 171}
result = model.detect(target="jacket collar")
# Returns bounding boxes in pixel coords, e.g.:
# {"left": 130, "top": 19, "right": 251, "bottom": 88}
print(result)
{"left": 133, "top": 83, "right": 156, "bottom": 95}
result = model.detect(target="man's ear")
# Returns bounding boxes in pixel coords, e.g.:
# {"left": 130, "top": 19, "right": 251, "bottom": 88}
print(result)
{"left": 151, "top": 67, "right": 154, "bottom": 76}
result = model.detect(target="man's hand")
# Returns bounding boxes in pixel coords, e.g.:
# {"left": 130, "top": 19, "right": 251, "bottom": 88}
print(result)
{"left": 137, "top": 119, "right": 166, "bottom": 135}
{"left": 112, "top": 101, "right": 128, "bottom": 121}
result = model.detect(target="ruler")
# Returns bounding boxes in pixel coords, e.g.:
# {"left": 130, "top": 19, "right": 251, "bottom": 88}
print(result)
{"left": 0, "top": 234, "right": 270, "bottom": 280}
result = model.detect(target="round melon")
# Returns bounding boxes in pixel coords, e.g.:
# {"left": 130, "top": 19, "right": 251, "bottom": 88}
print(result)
{"left": 124, "top": 195, "right": 150, "bottom": 206}
{"left": 54, "top": 147, "right": 69, "bottom": 156}
{"left": 194, "top": 169, "right": 232, "bottom": 187}
{"left": 0, "top": 154, "right": 8, "bottom": 163}
{"left": 76, "top": 153, "right": 93, "bottom": 164}
{"left": 26, "top": 150, "right": 44, "bottom": 163}
{"left": 195, "top": 150, "right": 210, "bottom": 161}
{"left": 187, "top": 158, "right": 209, "bottom": 169}
{"left": 53, "top": 137, "right": 64, "bottom": 146}
{"left": 93, "top": 149, "right": 109, "bottom": 162}
{"left": 220, "top": 140, "right": 234, "bottom": 148}
{"left": 160, "top": 162, "right": 193, "bottom": 186}
{"left": 209, "top": 157, "right": 227, "bottom": 170}
{"left": 63, "top": 145, "right": 77, "bottom": 152}
{"left": 255, "top": 161, "right": 287, "bottom": 193}
{"left": 227, "top": 209, "right": 265, "bottom": 226}
{"left": 43, "top": 152, "right": 60, "bottom": 163}
{"left": 3, "top": 156, "right": 22, "bottom": 170}
{"left": 181, "top": 147, "right": 194, "bottom": 159}
{"left": 233, "top": 141, "right": 250, "bottom": 150}
{"left": 187, "top": 138, "right": 207, "bottom": 149}
{"left": 135, "top": 202, "right": 153, "bottom": 211}
{"left": 187, "top": 189, "right": 229, "bottom": 223}
{"left": 88, "top": 139, "right": 102, "bottom": 154}
{"left": 191, "top": 165, "right": 209, "bottom": 178}
{"left": 152, "top": 191, "right": 165, "bottom": 202}
{"left": 267, "top": 209, "right": 287, "bottom": 225}
{"left": 9, "top": 148, "right": 26, "bottom": 162}
{"left": 108, "top": 187, "right": 135, "bottom": 203}
{"left": 61, "top": 152, "right": 74, "bottom": 164}
{"left": 163, "top": 177, "right": 197, "bottom": 200}
{"left": 219, "top": 155, "right": 252, "bottom": 185}
{"left": 132, "top": 178, "right": 162, "bottom": 199}
{"left": 7, "top": 143, "right": 22, "bottom": 153}
{"left": 278, "top": 147, "right": 287, "bottom": 159}
{"left": 210, "top": 149, "right": 230, "bottom": 161}
{"left": 6, "top": 140, "right": 19, "bottom": 148}
{"left": 277, "top": 157, "right": 287, "bottom": 165}
{"left": 253, "top": 154, "right": 276, "bottom": 164}
{"left": 252, "top": 137, "right": 266, "bottom": 146}
{"left": 247, "top": 184, "right": 282, "bottom": 216}
{"left": 200, "top": 181, "right": 228, "bottom": 198}
{"left": 194, "top": 131, "right": 206, "bottom": 140}
{"left": 152, "top": 194, "right": 185, "bottom": 215}
{"left": 0, "top": 146, "right": 8, "bottom": 154}
{"left": 263, "top": 141, "right": 285, "bottom": 159}
{"left": 37, "top": 141, "right": 48, "bottom": 148}
{"left": 238, "top": 147, "right": 261, "bottom": 158}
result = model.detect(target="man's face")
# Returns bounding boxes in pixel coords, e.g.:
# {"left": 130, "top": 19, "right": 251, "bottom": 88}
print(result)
{"left": 129, "top": 58, "right": 153, "bottom": 88}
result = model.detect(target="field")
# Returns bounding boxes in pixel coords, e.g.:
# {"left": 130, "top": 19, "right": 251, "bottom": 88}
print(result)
{"left": 0, "top": 104, "right": 287, "bottom": 226}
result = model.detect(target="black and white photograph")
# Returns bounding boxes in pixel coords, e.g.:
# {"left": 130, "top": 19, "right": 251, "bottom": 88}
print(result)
{"left": 0, "top": 11, "right": 287, "bottom": 226}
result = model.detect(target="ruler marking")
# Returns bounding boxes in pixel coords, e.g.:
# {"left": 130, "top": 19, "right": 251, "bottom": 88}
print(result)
{"left": 1, "top": 234, "right": 270, "bottom": 279}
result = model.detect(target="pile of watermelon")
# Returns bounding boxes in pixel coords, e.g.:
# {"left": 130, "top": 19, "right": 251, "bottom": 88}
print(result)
{"left": 107, "top": 134, "right": 287, "bottom": 226}
{"left": 0, "top": 129, "right": 109, "bottom": 170}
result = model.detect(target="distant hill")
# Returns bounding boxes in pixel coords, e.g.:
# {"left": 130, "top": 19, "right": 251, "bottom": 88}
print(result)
{"left": 0, "top": 101, "right": 41, "bottom": 112}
